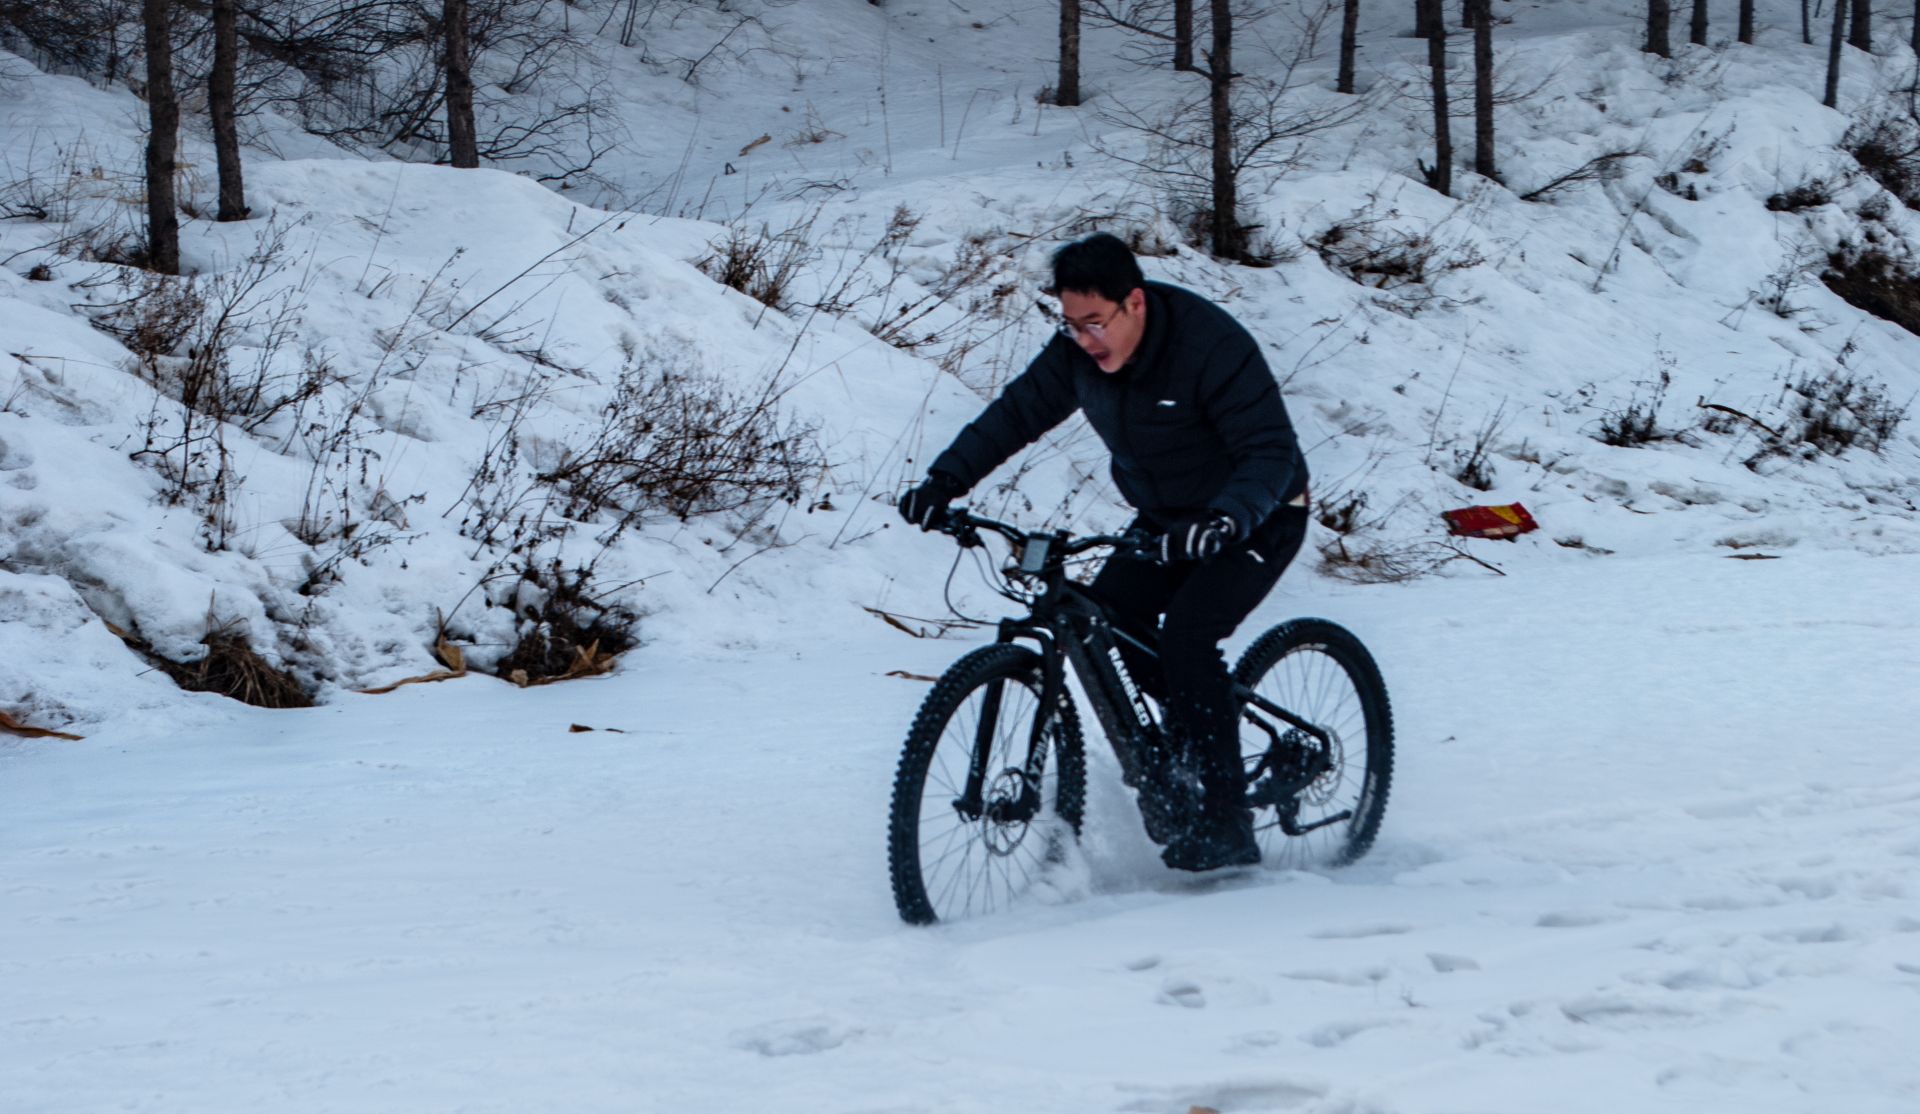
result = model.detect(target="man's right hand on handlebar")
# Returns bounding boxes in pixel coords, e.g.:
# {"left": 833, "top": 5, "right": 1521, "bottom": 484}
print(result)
{"left": 898, "top": 471, "right": 966, "bottom": 531}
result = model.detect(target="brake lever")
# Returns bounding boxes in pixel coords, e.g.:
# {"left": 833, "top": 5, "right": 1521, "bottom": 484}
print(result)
{"left": 945, "top": 512, "right": 984, "bottom": 549}
{"left": 1120, "top": 527, "right": 1163, "bottom": 562}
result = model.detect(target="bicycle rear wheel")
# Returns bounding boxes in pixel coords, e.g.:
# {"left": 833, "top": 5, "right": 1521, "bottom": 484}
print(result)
{"left": 887, "top": 643, "right": 1085, "bottom": 925}
{"left": 1232, "top": 618, "right": 1393, "bottom": 869}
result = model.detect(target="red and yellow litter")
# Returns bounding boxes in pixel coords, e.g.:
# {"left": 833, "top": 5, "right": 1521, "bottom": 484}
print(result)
{"left": 1441, "top": 502, "right": 1539, "bottom": 540}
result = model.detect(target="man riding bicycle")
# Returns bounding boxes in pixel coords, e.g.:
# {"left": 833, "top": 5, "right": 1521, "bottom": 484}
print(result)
{"left": 898, "top": 232, "right": 1311, "bottom": 873}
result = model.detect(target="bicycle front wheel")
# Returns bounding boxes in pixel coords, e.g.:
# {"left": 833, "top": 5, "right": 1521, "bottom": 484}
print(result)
{"left": 1233, "top": 618, "right": 1394, "bottom": 869}
{"left": 887, "top": 643, "right": 1085, "bottom": 925}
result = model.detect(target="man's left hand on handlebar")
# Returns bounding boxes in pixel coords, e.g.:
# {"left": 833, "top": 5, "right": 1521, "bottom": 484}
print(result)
{"left": 899, "top": 472, "right": 966, "bottom": 531}
{"left": 1157, "top": 512, "right": 1237, "bottom": 564}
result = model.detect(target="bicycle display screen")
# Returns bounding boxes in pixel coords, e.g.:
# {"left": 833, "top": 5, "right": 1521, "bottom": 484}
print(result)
{"left": 1016, "top": 536, "right": 1051, "bottom": 574}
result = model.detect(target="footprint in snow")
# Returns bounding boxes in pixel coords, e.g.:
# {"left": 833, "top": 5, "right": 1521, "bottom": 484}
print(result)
{"left": 1158, "top": 979, "right": 1206, "bottom": 1009}
{"left": 1279, "top": 966, "right": 1389, "bottom": 987}
{"left": 1560, "top": 995, "right": 1707, "bottom": 1030}
{"left": 1679, "top": 892, "right": 1784, "bottom": 912}
{"left": 1115, "top": 1078, "right": 1325, "bottom": 1113}
{"left": 1307, "top": 922, "right": 1414, "bottom": 940}
{"left": 1302, "top": 1017, "right": 1402, "bottom": 1048}
{"left": 1769, "top": 875, "right": 1841, "bottom": 901}
{"left": 1763, "top": 923, "right": 1851, "bottom": 945}
{"left": 1427, "top": 952, "right": 1481, "bottom": 973}
{"left": 1535, "top": 910, "right": 1627, "bottom": 928}
{"left": 1651, "top": 961, "right": 1770, "bottom": 992}
{"left": 730, "top": 1018, "right": 862, "bottom": 1057}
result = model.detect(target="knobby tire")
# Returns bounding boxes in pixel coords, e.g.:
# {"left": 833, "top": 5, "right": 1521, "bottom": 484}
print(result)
{"left": 1233, "top": 618, "right": 1394, "bottom": 869}
{"left": 888, "top": 644, "right": 1086, "bottom": 925}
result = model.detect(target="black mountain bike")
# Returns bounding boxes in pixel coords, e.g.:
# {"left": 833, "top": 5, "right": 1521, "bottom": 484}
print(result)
{"left": 887, "top": 510, "right": 1394, "bottom": 925}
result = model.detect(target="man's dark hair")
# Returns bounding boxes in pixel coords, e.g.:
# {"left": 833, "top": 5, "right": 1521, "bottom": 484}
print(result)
{"left": 1050, "top": 232, "right": 1145, "bottom": 304}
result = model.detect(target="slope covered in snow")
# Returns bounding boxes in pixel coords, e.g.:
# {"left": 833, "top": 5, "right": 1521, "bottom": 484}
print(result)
{"left": 5, "top": 0, "right": 1918, "bottom": 731}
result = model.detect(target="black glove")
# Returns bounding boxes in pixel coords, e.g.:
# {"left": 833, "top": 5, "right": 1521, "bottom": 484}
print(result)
{"left": 1157, "top": 512, "right": 1237, "bottom": 563}
{"left": 898, "top": 472, "right": 965, "bottom": 531}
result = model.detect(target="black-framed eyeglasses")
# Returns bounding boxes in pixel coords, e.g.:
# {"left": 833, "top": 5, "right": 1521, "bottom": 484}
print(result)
{"left": 1058, "top": 310, "right": 1120, "bottom": 341}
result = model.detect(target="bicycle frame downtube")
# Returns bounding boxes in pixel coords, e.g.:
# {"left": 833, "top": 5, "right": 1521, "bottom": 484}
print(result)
{"left": 1054, "top": 600, "right": 1159, "bottom": 787}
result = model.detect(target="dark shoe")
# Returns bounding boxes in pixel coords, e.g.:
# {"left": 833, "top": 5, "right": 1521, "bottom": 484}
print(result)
{"left": 1160, "top": 810, "right": 1260, "bottom": 872}
{"left": 1136, "top": 781, "right": 1186, "bottom": 846}
{"left": 1132, "top": 732, "right": 1197, "bottom": 846}
{"left": 1136, "top": 759, "right": 1201, "bottom": 846}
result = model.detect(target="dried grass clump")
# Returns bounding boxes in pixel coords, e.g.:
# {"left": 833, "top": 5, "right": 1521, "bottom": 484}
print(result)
{"left": 151, "top": 630, "right": 313, "bottom": 709}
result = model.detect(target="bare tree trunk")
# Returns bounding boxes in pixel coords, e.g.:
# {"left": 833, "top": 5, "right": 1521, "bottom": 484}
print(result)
{"left": 1058, "top": 0, "right": 1082, "bottom": 106}
{"left": 1739, "top": 0, "right": 1754, "bottom": 42}
{"left": 445, "top": 0, "right": 479, "bottom": 167}
{"left": 211, "top": 0, "right": 246, "bottom": 220}
{"left": 1825, "top": 0, "right": 1848, "bottom": 108}
{"left": 1339, "top": 0, "right": 1360, "bottom": 93}
{"left": 1471, "top": 0, "right": 1494, "bottom": 180}
{"left": 143, "top": 0, "right": 180, "bottom": 274}
{"left": 1174, "top": 0, "right": 1194, "bottom": 71}
{"left": 1208, "top": 0, "right": 1240, "bottom": 258}
{"left": 1849, "top": 0, "right": 1871, "bottom": 50}
{"left": 1415, "top": 0, "right": 1439, "bottom": 38}
{"left": 1913, "top": 0, "right": 1919, "bottom": 53}
{"left": 1647, "top": 0, "right": 1672, "bottom": 56}
{"left": 1425, "top": 0, "right": 1452, "bottom": 196}
{"left": 1802, "top": 0, "right": 1812, "bottom": 44}
{"left": 1691, "top": 0, "right": 1708, "bottom": 44}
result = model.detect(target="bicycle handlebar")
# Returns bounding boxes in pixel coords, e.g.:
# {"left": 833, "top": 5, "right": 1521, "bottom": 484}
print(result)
{"left": 938, "top": 508, "right": 1157, "bottom": 563}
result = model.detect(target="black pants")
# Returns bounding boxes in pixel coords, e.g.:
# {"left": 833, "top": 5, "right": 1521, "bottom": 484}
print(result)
{"left": 1089, "top": 504, "right": 1311, "bottom": 815}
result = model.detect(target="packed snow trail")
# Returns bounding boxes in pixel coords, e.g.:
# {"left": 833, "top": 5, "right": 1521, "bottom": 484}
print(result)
{"left": 5, "top": 550, "right": 1918, "bottom": 1113}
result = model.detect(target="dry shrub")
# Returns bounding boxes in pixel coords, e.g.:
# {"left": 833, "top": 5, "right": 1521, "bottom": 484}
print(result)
{"left": 1312, "top": 489, "right": 1369, "bottom": 536}
{"left": 1519, "top": 150, "right": 1643, "bottom": 203}
{"left": 1844, "top": 109, "right": 1920, "bottom": 208}
{"left": 147, "top": 629, "right": 313, "bottom": 708}
{"left": 1447, "top": 404, "right": 1507, "bottom": 490}
{"left": 1316, "top": 535, "right": 1457, "bottom": 584}
{"left": 1596, "top": 367, "right": 1682, "bottom": 447}
{"left": 495, "top": 560, "right": 637, "bottom": 685}
{"left": 1821, "top": 238, "right": 1920, "bottom": 337}
{"left": 1308, "top": 217, "right": 1484, "bottom": 314}
{"left": 1765, "top": 177, "right": 1837, "bottom": 213}
{"left": 1752, "top": 368, "right": 1908, "bottom": 461}
{"left": 871, "top": 227, "right": 1022, "bottom": 349}
{"left": 91, "top": 271, "right": 206, "bottom": 363}
{"left": 1311, "top": 487, "right": 1456, "bottom": 583}
{"left": 539, "top": 361, "right": 822, "bottom": 527}
{"left": 78, "top": 223, "right": 329, "bottom": 550}
{"left": 698, "top": 220, "right": 815, "bottom": 310}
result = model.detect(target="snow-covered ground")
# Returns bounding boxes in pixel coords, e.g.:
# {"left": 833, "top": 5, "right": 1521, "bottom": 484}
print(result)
{"left": 5, "top": 0, "right": 1920, "bottom": 1107}
{"left": 6, "top": 549, "right": 1919, "bottom": 1112}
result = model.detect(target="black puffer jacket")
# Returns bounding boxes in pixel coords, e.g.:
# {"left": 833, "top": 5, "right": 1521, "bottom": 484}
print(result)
{"left": 930, "top": 281, "right": 1308, "bottom": 535}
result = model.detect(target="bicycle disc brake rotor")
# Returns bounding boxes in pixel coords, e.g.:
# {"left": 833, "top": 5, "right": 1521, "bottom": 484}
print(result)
{"left": 1294, "top": 727, "right": 1343, "bottom": 806}
{"left": 981, "top": 768, "right": 1035, "bottom": 855}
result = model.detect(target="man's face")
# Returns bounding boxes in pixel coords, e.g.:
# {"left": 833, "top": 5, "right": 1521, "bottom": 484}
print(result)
{"left": 1059, "top": 287, "right": 1146, "bottom": 374}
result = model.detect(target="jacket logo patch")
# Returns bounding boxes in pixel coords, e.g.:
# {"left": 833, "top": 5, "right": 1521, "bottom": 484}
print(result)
{"left": 1156, "top": 399, "right": 1178, "bottom": 408}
